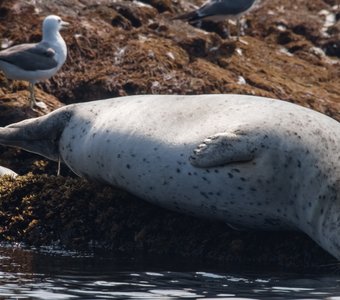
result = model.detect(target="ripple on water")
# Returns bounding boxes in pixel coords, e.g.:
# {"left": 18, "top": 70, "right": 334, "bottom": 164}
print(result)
{"left": 0, "top": 245, "right": 339, "bottom": 299}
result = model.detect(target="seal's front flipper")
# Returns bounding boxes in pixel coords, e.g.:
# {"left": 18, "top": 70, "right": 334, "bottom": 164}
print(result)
{"left": 189, "top": 130, "right": 259, "bottom": 168}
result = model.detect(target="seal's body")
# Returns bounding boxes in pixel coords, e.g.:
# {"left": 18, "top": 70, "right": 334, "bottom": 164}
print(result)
{"left": 0, "top": 94, "right": 339, "bottom": 259}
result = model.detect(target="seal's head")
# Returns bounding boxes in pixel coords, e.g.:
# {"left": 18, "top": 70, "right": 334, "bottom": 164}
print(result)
{"left": 0, "top": 106, "right": 72, "bottom": 161}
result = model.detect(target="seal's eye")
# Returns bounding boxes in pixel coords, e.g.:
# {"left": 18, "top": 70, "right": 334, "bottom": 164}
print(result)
{"left": 58, "top": 19, "right": 61, "bottom": 23}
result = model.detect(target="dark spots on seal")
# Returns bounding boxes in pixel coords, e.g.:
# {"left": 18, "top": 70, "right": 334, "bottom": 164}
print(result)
{"left": 297, "top": 160, "right": 302, "bottom": 168}
{"left": 193, "top": 185, "right": 199, "bottom": 189}
{"left": 126, "top": 164, "right": 131, "bottom": 169}
{"left": 153, "top": 147, "right": 158, "bottom": 151}
{"left": 293, "top": 132, "right": 302, "bottom": 139}
{"left": 172, "top": 201, "right": 180, "bottom": 210}
{"left": 66, "top": 144, "right": 73, "bottom": 152}
{"left": 320, "top": 208, "right": 324, "bottom": 214}
{"left": 214, "top": 169, "right": 219, "bottom": 173}
{"left": 250, "top": 148, "right": 258, "bottom": 154}
{"left": 106, "top": 139, "right": 111, "bottom": 143}
{"left": 237, "top": 187, "right": 243, "bottom": 191}
{"left": 117, "top": 154, "right": 121, "bottom": 159}
{"left": 240, "top": 177, "right": 246, "bottom": 182}
{"left": 250, "top": 187, "right": 257, "bottom": 192}
{"left": 187, "top": 172, "right": 192, "bottom": 176}
{"left": 200, "top": 191, "right": 209, "bottom": 199}
{"left": 232, "top": 168, "right": 240, "bottom": 173}
{"left": 176, "top": 168, "right": 181, "bottom": 173}
{"left": 71, "top": 135, "right": 76, "bottom": 140}
{"left": 92, "top": 133, "right": 96, "bottom": 138}
{"left": 228, "top": 173, "right": 233, "bottom": 179}
{"left": 265, "top": 218, "right": 281, "bottom": 226}
{"left": 210, "top": 205, "right": 217, "bottom": 211}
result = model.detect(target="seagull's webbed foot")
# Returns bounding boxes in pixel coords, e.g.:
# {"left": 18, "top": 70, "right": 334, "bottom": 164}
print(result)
{"left": 35, "top": 101, "right": 48, "bottom": 109}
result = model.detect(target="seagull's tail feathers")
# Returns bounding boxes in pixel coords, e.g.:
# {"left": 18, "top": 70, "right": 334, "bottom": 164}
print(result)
{"left": 172, "top": 10, "right": 202, "bottom": 23}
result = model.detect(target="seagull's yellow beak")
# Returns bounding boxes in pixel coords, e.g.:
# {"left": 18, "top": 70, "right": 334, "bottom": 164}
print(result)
{"left": 60, "top": 20, "right": 70, "bottom": 30}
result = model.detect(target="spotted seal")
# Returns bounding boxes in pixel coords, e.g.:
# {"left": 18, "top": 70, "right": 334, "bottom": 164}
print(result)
{"left": 0, "top": 94, "right": 339, "bottom": 259}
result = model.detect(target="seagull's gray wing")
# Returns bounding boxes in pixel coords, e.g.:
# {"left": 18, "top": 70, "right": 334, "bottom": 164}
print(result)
{"left": 197, "top": 0, "right": 256, "bottom": 19}
{"left": 0, "top": 42, "right": 58, "bottom": 71}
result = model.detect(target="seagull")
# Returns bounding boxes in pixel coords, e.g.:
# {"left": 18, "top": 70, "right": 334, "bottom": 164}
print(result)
{"left": 0, "top": 15, "right": 69, "bottom": 109}
{"left": 174, "top": 0, "right": 257, "bottom": 40}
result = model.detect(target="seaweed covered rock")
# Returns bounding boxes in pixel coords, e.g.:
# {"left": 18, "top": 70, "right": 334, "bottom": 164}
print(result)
{"left": 0, "top": 174, "right": 334, "bottom": 270}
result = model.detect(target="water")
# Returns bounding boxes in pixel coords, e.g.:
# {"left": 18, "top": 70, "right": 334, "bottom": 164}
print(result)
{"left": 0, "top": 245, "right": 340, "bottom": 299}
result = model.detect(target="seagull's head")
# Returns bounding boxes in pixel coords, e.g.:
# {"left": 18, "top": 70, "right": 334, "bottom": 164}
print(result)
{"left": 43, "top": 15, "right": 69, "bottom": 34}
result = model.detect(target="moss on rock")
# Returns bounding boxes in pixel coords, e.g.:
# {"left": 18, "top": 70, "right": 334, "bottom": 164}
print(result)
{"left": 0, "top": 174, "right": 335, "bottom": 270}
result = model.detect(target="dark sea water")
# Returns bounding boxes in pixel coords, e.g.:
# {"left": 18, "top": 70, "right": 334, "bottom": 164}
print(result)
{"left": 0, "top": 244, "right": 340, "bottom": 300}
